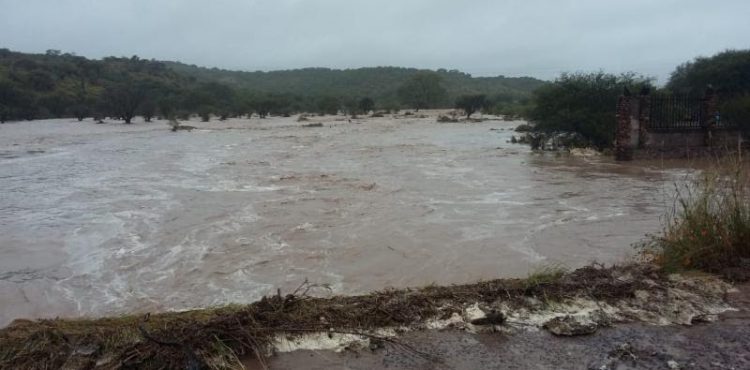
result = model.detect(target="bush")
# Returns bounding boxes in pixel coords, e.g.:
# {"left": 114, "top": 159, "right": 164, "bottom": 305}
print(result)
{"left": 515, "top": 123, "right": 533, "bottom": 132}
{"left": 198, "top": 106, "right": 212, "bottom": 122}
{"left": 721, "top": 95, "right": 750, "bottom": 134}
{"left": 316, "top": 96, "right": 340, "bottom": 116}
{"left": 528, "top": 72, "right": 652, "bottom": 149}
{"left": 638, "top": 158, "right": 750, "bottom": 273}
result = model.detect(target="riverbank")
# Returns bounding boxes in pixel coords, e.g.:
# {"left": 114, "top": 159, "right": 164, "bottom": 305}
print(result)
{"left": 0, "top": 262, "right": 741, "bottom": 369}
{"left": 261, "top": 283, "right": 750, "bottom": 369}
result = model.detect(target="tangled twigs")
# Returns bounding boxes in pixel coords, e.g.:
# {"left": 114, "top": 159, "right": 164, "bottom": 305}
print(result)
{"left": 138, "top": 313, "right": 204, "bottom": 370}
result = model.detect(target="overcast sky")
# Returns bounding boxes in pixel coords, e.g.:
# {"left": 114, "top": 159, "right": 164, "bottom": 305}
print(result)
{"left": 1, "top": 0, "right": 748, "bottom": 82}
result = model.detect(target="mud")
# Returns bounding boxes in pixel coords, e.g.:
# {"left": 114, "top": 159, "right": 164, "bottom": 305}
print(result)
{"left": 0, "top": 263, "right": 740, "bottom": 369}
{"left": 0, "top": 112, "right": 698, "bottom": 326}
{"left": 251, "top": 282, "right": 750, "bottom": 370}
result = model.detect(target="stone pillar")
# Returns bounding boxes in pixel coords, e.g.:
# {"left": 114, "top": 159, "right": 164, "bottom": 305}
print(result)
{"left": 615, "top": 94, "right": 633, "bottom": 160}
{"left": 638, "top": 92, "right": 650, "bottom": 147}
{"left": 701, "top": 86, "right": 718, "bottom": 146}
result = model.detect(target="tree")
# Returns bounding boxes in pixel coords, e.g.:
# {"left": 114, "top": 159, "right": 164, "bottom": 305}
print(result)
{"left": 102, "top": 81, "right": 146, "bottom": 124}
{"left": 528, "top": 72, "right": 652, "bottom": 149}
{"left": 253, "top": 96, "right": 280, "bottom": 118}
{"left": 317, "top": 96, "right": 340, "bottom": 116}
{"left": 157, "top": 96, "right": 178, "bottom": 120}
{"left": 358, "top": 97, "right": 375, "bottom": 114}
{"left": 721, "top": 95, "right": 750, "bottom": 134}
{"left": 140, "top": 100, "right": 156, "bottom": 122}
{"left": 0, "top": 80, "right": 36, "bottom": 121}
{"left": 397, "top": 72, "right": 447, "bottom": 111}
{"left": 198, "top": 105, "right": 212, "bottom": 122}
{"left": 455, "top": 94, "right": 487, "bottom": 118}
{"left": 342, "top": 97, "right": 359, "bottom": 118}
{"left": 668, "top": 49, "right": 750, "bottom": 98}
{"left": 69, "top": 104, "right": 89, "bottom": 121}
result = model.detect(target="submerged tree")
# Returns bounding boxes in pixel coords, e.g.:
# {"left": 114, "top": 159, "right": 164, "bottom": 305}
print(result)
{"left": 455, "top": 94, "right": 488, "bottom": 118}
{"left": 397, "top": 72, "right": 447, "bottom": 111}
{"left": 198, "top": 105, "right": 212, "bottom": 122}
{"left": 102, "top": 81, "right": 146, "bottom": 124}
{"left": 69, "top": 104, "right": 89, "bottom": 121}
{"left": 140, "top": 100, "right": 156, "bottom": 122}
{"left": 358, "top": 97, "right": 375, "bottom": 115}
{"left": 342, "top": 97, "right": 359, "bottom": 118}
{"left": 317, "top": 96, "right": 340, "bottom": 116}
{"left": 157, "top": 96, "right": 178, "bottom": 120}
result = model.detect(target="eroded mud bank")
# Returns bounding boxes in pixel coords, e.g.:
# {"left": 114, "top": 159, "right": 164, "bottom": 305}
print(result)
{"left": 0, "top": 264, "right": 739, "bottom": 369}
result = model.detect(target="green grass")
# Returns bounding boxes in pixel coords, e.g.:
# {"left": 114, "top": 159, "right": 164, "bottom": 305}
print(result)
{"left": 639, "top": 155, "right": 750, "bottom": 273}
{"left": 524, "top": 263, "right": 568, "bottom": 289}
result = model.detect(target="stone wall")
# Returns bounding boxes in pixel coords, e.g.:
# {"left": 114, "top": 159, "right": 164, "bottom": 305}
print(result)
{"left": 615, "top": 89, "right": 744, "bottom": 160}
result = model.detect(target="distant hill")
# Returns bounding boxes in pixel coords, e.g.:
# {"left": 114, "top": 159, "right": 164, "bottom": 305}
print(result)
{"left": 164, "top": 62, "right": 547, "bottom": 105}
{"left": 0, "top": 48, "right": 547, "bottom": 122}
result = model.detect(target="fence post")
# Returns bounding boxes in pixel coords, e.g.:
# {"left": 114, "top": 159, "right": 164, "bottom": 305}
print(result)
{"left": 615, "top": 92, "right": 633, "bottom": 161}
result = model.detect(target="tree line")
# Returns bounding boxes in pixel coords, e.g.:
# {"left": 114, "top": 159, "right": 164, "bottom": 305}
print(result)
{"left": 0, "top": 48, "right": 545, "bottom": 123}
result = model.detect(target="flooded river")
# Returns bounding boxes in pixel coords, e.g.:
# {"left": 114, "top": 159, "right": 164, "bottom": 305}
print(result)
{"left": 0, "top": 112, "right": 688, "bottom": 326}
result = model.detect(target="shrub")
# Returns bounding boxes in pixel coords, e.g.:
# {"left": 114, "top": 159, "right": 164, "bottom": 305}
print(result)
{"left": 528, "top": 72, "right": 652, "bottom": 149}
{"left": 515, "top": 123, "right": 533, "bottom": 132}
{"left": 638, "top": 157, "right": 750, "bottom": 273}
{"left": 198, "top": 106, "right": 212, "bottom": 122}
{"left": 316, "top": 96, "right": 340, "bottom": 116}
{"left": 176, "top": 111, "right": 191, "bottom": 120}
{"left": 721, "top": 95, "right": 750, "bottom": 134}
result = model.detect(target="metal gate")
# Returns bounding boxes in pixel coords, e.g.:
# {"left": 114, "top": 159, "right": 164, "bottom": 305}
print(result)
{"left": 648, "top": 95, "right": 702, "bottom": 131}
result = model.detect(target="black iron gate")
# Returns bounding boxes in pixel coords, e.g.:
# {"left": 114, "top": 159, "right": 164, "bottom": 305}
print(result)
{"left": 648, "top": 95, "right": 702, "bottom": 131}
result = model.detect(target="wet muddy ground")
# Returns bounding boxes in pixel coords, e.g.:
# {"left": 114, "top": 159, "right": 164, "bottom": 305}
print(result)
{"left": 0, "top": 112, "right": 696, "bottom": 327}
{"left": 250, "top": 282, "right": 750, "bottom": 370}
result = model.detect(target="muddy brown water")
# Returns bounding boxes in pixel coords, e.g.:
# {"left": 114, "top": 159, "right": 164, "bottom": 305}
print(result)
{"left": 0, "top": 112, "right": 694, "bottom": 327}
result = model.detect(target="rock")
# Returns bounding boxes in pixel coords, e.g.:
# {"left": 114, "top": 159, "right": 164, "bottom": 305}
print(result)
{"left": 667, "top": 360, "right": 681, "bottom": 369}
{"left": 543, "top": 315, "right": 598, "bottom": 336}
{"left": 470, "top": 310, "right": 506, "bottom": 326}
{"left": 73, "top": 344, "right": 99, "bottom": 356}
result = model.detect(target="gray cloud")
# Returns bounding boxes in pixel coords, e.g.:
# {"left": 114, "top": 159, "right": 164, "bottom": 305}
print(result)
{"left": 1, "top": 0, "right": 748, "bottom": 82}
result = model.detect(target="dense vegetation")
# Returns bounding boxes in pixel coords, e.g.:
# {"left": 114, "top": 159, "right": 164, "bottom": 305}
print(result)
{"left": 520, "top": 49, "right": 750, "bottom": 149}
{"left": 166, "top": 61, "right": 546, "bottom": 111}
{"left": 667, "top": 49, "right": 750, "bottom": 132}
{"left": 525, "top": 72, "right": 652, "bottom": 149}
{"left": 0, "top": 48, "right": 546, "bottom": 123}
{"left": 667, "top": 49, "right": 750, "bottom": 98}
